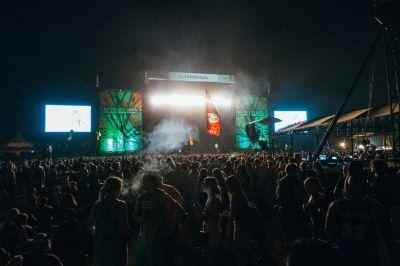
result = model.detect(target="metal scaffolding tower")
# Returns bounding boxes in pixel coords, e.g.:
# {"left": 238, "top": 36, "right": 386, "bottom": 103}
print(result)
{"left": 373, "top": 0, "right": 400, "bottom": 162}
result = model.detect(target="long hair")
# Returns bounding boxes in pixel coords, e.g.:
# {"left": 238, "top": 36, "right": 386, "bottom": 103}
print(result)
{"left": 198, "top": 168, "right": 208, "bottom": 182}
{"left": 225, "top": 175, "right": 249, "bottom": 206}
{"left": 344, "top": 174, "right": 366, "bottom": 198}
{"left": 99, "top": 176, "right": 122, "bottom": 201}
{"left": 212, "top": 167, "right": 227, "bottom": 185}
{"left": 203, "top": 176, "right": 221, "bottom": 195}
{"left": 64, "top": 193, "right": 78, "bottom": 207}
{"left": 304, "top": 177, "right": 323, "bottom": 194}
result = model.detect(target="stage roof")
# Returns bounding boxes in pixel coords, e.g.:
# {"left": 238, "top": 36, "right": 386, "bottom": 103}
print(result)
{"left": 296, "top": 115, "right": 335, "bottom": 130}
{"left": 276, "top": 122, "right": 307, "bottom": 133}
{"left": 2, "top": 133, "right": 33, "bottom": 149}
{"left": 337, "top": 108, "right": 371, "bottom": 123}
{"left": 370, "top": 102, "right": 400, "bottom": 118}
{"left": 274, "top": 104, "right": 395, "bottom": 134}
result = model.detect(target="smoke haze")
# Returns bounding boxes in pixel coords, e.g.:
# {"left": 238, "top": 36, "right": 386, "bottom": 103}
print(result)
{"left": 145, "top": 118, "right": 199, "bottom": 154}
{"left": 123, "top": 156, "right": 174, "bottom": 196}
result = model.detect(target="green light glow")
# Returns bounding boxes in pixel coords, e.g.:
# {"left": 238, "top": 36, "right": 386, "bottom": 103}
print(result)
{"left": 99, "top": 90, "right": 142, "bottom": 153}
{"left": 235, "top": 96, "right": 269, "bottom": 149}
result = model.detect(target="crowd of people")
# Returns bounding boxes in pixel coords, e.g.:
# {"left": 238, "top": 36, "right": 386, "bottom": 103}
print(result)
{"left": 0, "top": 152, "right": 399, "bottom": 266}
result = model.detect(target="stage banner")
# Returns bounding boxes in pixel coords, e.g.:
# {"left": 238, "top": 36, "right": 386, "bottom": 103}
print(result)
{"left": 235, "top": 96, "right": 269, "bottom": 149}
{"left": 99, "top": 90, "right": 142, "bottom": 153}
{"left": 205, "top": 89, "right": 221, "bottom": 136}
{"left": 145, "top": 71, "right": 235, "bottom": 84}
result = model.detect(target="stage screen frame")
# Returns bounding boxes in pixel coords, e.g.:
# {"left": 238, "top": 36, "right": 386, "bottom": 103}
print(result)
{"left": 45, "top": 104, "right": 92, "bottom": 133}
{"left": 99, "top": 90, "right": 143, "bottom": 153}
{"left": 235, "top": 96, "right": 269, "bottom": 149}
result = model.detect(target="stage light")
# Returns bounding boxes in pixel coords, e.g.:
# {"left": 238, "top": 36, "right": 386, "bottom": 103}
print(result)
{"left": 107, "top": 139, "right": 114, "bottom": 149}
{"left": 340, "top": 142, "right": 346, "bottom": 148}
{"left": 150, "top": 93, "right": 231, "bottom": 107}
{"left": 210, "top": 96, "right": 231, "bottom": 106}
{"left": 150, "top": 95, "right": 197, "bottom": 107}
{"left": 150, "top": 94, "right": 204, "bottom": 107}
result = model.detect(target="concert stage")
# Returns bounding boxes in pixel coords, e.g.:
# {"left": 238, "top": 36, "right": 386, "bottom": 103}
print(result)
{"left": 98, "top": 71, "right": 269, "bottom": 153}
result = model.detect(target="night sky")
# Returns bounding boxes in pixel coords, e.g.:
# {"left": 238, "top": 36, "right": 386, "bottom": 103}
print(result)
{"left": 2, "top": 0, "right": 386, "bottom": 141}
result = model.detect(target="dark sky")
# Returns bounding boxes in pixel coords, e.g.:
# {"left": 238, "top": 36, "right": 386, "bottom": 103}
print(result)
{"left": 2, "top": 0, "right": 386, "bottom": 140}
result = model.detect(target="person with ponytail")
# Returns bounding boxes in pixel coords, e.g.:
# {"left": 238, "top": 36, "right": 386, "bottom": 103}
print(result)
{"left": 211, "top": 168, "right": 229, "bottom": 210}
{"left": 225, "top": 175, "right": 252, "bottom": 266}
{"left": 201, "top": 176, "right": 223, "bottom": 266}
{"left": 87, "top": 176, "right": 134, "bottom": 266}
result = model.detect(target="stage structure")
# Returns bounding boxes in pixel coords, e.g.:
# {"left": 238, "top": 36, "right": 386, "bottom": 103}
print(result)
{"left": 145, "top": 71, "right": 269, "bottom": 152}
{"left": 98, "top": 72, "right": 269, "bottom": 153}
{"left": 144, "top": 71, "right": 236, "bottom": 151}
{"left": 373, "top": 0, "right": 400, "bottom": 162}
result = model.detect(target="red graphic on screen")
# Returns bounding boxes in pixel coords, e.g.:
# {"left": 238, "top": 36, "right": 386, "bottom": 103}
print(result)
{"left": 205, "top": 89, "right": 221, "bottom": 136}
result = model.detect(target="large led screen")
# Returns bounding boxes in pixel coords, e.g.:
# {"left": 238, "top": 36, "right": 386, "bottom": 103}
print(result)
{"left": 235, "top": 96, "right": 269, "bottom": 149}
{"left": 99, "top": 90, "right": 142, "bottom": 153}
{"left": 274, "top": 111, "right": 307, "bottom": 131}
{"left": 45, "top": 105, "right": 91, "bottom": 132}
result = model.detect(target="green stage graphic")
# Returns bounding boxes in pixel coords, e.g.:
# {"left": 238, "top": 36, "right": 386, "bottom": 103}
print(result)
{"left": 99, "top": 90, "right": 142, "bottom": 153}
{"left": 235, "top": 96, "right": 269, "bottom": 149}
